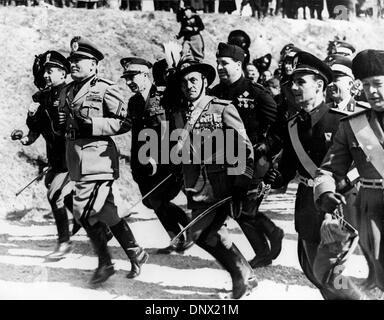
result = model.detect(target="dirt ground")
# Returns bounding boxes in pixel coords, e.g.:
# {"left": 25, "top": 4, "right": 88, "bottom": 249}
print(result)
{"left": 0, "top": 182, "right": 382, "bottom": 300}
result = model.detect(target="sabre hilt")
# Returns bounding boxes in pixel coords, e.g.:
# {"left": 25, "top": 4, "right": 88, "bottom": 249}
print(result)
{"left": 332, "top": 204, "right": 358, "bottom": 236}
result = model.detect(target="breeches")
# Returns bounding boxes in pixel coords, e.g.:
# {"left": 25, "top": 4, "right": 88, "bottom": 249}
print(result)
{"left": 45, "top": 171, "right": 74, "bottom": 211}
{"left": 190, "top": 203, "right": 232, "bottom": 248}
{"left": 72, "top": 180, "right": 122, "bottom": 228}
{"left": 295, "top": 184, "right": 322, "bottom": 243}
{"left": 355, "top": 188, "right": 384, "bottom": 290}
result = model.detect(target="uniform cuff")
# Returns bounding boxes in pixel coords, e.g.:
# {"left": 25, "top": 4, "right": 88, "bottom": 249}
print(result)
{"left": 313, "top": 175, "right": 336, "bottom": 202}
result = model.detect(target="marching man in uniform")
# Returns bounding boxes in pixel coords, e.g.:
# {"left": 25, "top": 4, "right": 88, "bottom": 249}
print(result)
{"left": 13, "top": 51, "right": 75, "bottom": 261}
{"left": 56, "top": 36, "right": 148, "bottom": 285}
{"left": 171, "top": 58, "right": 257, "bottom": 299}
{"left": 211, "top": 42, "right": 284, "bottom": 268}
{"left": 264, "top": 51, "right": 367, "bottom": 299}
{"left": 120, "top": 56, "right": 193, "bottom": 254}
{"left": 314, "top": 49, "right": 384, "bottom": 293}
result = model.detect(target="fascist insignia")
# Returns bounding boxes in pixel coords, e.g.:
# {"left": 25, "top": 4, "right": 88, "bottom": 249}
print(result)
{"left": 45, "top": 53, "right": 51, "bottom": 63}
{"left": 292, "top": 56, "right": 299, "bottom": 70}
{"left": 71, "top": 41, "right": 79, "bottom": 52}
{"left": 325, "top": 55, "right": 334, "bottom": 65}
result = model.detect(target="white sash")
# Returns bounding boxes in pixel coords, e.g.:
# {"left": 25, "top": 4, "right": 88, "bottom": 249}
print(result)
{"left": 288, "top": 119, "right": 318, "bottom": 178}
{"left": 349, "top": 113, "right": 384, "bottom": 179}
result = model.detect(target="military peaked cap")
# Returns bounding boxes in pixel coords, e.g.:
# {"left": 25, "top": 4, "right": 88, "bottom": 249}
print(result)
{"left": 329, "top": 40, "right": 355, "bottom": 57}
{"left": 68, "top": 36, "right": 104, "bottom": 61}
{"left": 352, "top": 49, "right": 384, "bottom": 80}
{"left": 44, "top": 50, "right": 70, "bottom": 73}
{"left": 120, "top": 57, "right": 153, "bottom": 78}
{"left": 292, "top": 51, "right": 333, "bottom": 85}
{"left": 324, "top": 54, "right": 354, "bottom": 79}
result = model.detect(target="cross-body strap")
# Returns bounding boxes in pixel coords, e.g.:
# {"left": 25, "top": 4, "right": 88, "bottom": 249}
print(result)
{"left": 288, "top": 118, "right": 318, "bottom": 178}
{"left": 349, "top": 113, "right": 384, "bottom": 179}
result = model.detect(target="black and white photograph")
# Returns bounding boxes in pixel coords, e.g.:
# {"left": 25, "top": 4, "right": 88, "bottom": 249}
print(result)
{"left": 1, "top": 0, "right": 384, "bottom": 304}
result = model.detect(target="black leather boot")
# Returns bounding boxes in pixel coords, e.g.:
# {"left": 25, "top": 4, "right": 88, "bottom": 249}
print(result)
{"left": 238, "top": 216, "right": 272, "bottom": 268}
{"left": 200, "top": 240, "right": 258, "bottom": 299}
{"left": 86, "top": 222, "right": 115, "bottom": 285}
{"left": 46, "top": 208, "right": 72, "bottom": 262}
{"left": 255, "top": 213, "right": 284, "bottom": 260}
{"left": 125, "top": 247, "right": 149, "bottom": 278}
{"left": 109, "top": 219, "right": 149, "bottom": 279}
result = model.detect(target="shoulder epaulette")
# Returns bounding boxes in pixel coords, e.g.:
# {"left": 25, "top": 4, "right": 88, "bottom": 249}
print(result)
{"left": 213, "top": 98, "right": 232, "bottom": 105}
{"left": 97, "top": 78, "right": 115, "bottom": 85}
{"left": 340, "top": 108, "right": 370, "bottom": 122}
{"left": 328, "top": 108, "right": 350, "bottom": 116}
{"left": 355, "top": 100, "right": 371, "bottom": 109}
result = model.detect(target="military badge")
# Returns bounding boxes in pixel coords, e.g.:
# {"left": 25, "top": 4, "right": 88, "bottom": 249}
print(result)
{"left": 324, "top": 132, "right": 332, "bottom": 142}
{"left": 71, "top": 40, "right": 79, "bottom": 53}
{"left": 292, "top": 56, "right": 299, "bottom": 70}
{"left": 243, "top": 91, "right": 249, "bottom": 98}
{"left": 324, "top": 55, "right": 335, "bottom": 65}
{"left": 45, "top": 53, "right": 51, "bottom": 64}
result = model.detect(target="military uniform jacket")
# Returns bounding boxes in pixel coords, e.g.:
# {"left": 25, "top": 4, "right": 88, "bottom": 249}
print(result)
{"left": 26, "top": 83, "right": 67, "bottom": 173}
{"left": 128, "top": 85, "right": 182, "bottom": 194}
{"left": 57, "top": 75, "right": 129, "bottom": 182}
{"left": 279, "top": 101, "right": 347, "bottom": 242}
{"left": 210, "top": 76, "right": 279, "bottom": 148}
{"left": 171, "top": 96, "right": 254, "bottom": 209}
{"left": 314, "top": 108, "right": 384, "bottom": 200}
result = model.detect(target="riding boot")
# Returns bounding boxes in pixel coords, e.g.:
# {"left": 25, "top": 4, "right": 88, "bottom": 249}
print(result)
{"left": 167, "top": 203, "right": 194, "bottom": 252}
{"left": 86, "top": 222, "right": 115, "bottom": 285}
{"left": 46, "top": 207, "right": 72, "bottom": 261}
{"left": 109, "top": 219, "right": 148, "bottom": 279}
{"left": 238, "top": 215, "right": 272, "bottom": 268}
{"left": 156, "top": 231, "right": 178, "bottom": 254}
{"left": 255, "top": 213, "right": 284, "bottom": 260}
{"left": 199, "top": 240, "right": 258, "bottom": 299}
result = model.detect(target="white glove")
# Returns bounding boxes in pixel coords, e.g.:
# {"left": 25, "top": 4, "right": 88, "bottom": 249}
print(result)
{"left": 320, "top": 213, "right": 350, "bottom": 245}
{"left": 28, "top": 102, "right": 40, "bottom": 117}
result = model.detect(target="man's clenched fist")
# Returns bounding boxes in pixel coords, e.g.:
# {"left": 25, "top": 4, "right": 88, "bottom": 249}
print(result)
{"left": 28, "top": 102, "right": 40, "bottom": 117}
{"left": 318, "top": 192, "right": 346, "bottom": 213}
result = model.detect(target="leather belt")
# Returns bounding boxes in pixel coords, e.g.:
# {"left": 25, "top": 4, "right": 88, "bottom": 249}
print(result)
{"left": 360, "top": 178, "right": 384, "bottom": 189}
{"left": 298, "top": 175, "right": 314, "bottom": 187}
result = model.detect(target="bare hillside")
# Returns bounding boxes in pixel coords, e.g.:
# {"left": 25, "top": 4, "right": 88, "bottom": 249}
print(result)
{"left": 1, "top": 7, "right": 384, "bottom": 219}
